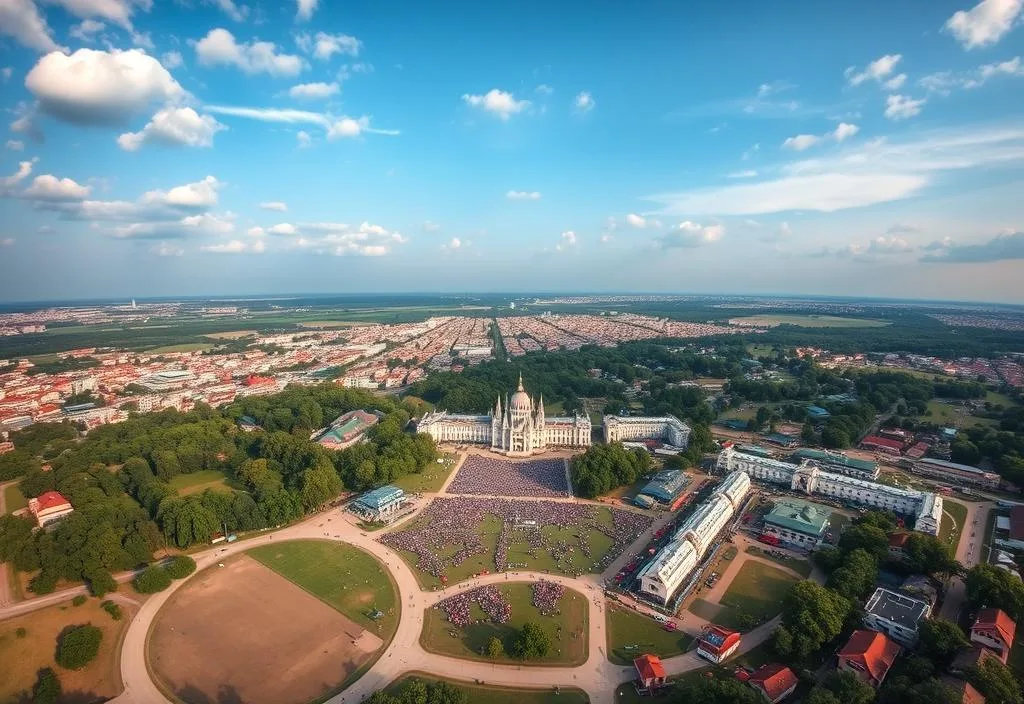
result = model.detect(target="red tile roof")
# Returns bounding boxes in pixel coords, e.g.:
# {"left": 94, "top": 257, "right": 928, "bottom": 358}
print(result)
{"left": 33, "top": 490, "right": 71, "bottom": 511}
{"left": 942, "top": 677, "right": 986, "bottom": 704}
{"left": 634, "top": 654, "right": 666, "bottom": 681}
{"left": 973, "top": 608, "right": 1016, "bottom": 648}
{"left": 861, "top": 435, "right": 905, "bottom": 451}
{"left": 838, "top": 630, "right": 900, "bottom": 683}
{"left": 749, "top": 663, "right": 799, "bottom": 701}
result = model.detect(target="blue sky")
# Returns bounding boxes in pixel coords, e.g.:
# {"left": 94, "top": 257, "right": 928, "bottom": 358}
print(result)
{"left": 1, "top": 0, "right": 1023, "bottom": 302}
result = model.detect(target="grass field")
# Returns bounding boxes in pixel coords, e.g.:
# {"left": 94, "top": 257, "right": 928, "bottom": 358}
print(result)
{"left": 296, "top": 320, "right": 369, "bottom": 328}
{"left": 391, "top": 453, "right": 459, "bottom": 493}
{"left": 167, "top": 469, "right": 237, "bottom": 496}
{"left": 941, "top": 499, "right": 969, "bottom": 549}
{"left": 204, "top": 330, "right": 257, "bottom": 339}
{"left": 3, "top": 483, "right": 27, "bottom": 513}
{"left": 421, "top": 582, "right": 588, "bottom": 666}
{"left": 0, "top": 597, "right": 131, "bottom": 703}
{"left": 729, "top": 314, "right": 890, "bottom": 328}
{"left": 605, "top": 605, "right": 691, "bottom": 664}
{"left": 145, "top": 342, "right": 214, "bottom": 354}
{"left": 688, "top": 561, "right": 798, "bottom": 630}
{"left": 925, "top": 399, "right": 961, "bottom": 425}
{"left": 248, "top": 540, "right": 399, "bottom": 638}
{"left": 744, "top": 546, "right": 813, "bottom": 578}
{"left": 386, "top": 673, "right": 589, "bottom": 704}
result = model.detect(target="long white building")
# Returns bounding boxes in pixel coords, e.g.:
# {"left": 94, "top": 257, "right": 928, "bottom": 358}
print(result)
{"left": 716, "top": 447, "right": 942, "bottom": 535}
{"left": 638, "top": 470, "right": 751, "bottom": 604}
{"left": 416, "top": 374, "right": 591, "bottom": 456}
{"left": 603, "top": 414, "right": 691, "bottom": 447}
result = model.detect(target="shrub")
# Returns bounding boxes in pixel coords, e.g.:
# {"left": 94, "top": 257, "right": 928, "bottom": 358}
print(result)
{"left": 30, "top": 570, "right": 58, "bottom": 595}
{"left": 33, "top": 668, "right": 62, "bottom": 704}
{"left": 86, "top": 569, "right": 118, "bottom": 597}
{"left": 101, "top": 600, "right": 123, "bottom": 621}
{"left": 55, "top": 625, "right": 103, "bottom": 670}
{"left": 163, "top": 555, "right": 197, "bottom": 580}
{"left": 133, "top": 566, "right": 171, "bottom": 594}
{"left": 16, "top": 627, "right": 27, "bottom": 638}
{"left": 72, "top": 595, "right": 87, "bottom": 607}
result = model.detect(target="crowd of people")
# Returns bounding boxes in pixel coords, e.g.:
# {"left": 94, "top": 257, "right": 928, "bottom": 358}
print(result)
{"left": 531, "top": 580, "right": 565, "bottom": 616}
{"left": 379, "top": 496, "right": 654, "bottom": 579}
{"left": 436, "top": 585, "right": 511, "bottom": 627}
{"left": 446, "top": 456, "right": 571, "bottom": 498}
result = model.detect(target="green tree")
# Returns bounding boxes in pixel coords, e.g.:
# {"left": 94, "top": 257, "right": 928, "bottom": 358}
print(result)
{"left": 32, "top": 667, "right": 62, "bottom": 704}
{"left": 776, "top": 580, "right": 850, "bottom": 659}
{"left": 917, "top": 618, "right": 969, "bottom": 665}
{"left": 755, "top": 406, "right": 771, "bottom": 431}
{"left": 839, "top": 523, "right": 890, "bottom": 563}
{"left": 804, "top": 689, "right": 842, "bottom": 704}
{"left": 904, "top": 532, "right": 958, "bottom": 576}
{"left": 966, "top": 657, "right": 1024, "bottom": 704}
{"left": 820, "top": 670, "right": 875, "bottom": 704}
{"left": 486, "top": 636, "right": 504, "bottom": 659}
{"left": 671, "top": 672, "right": 764, "bottom": 704}
{"left": 300, "top": 462, "right": 342, "bottom": 511}
{"left": 133, "top": 565, "right": 172, "bottom": 594}
{"left": 163, "top": 555, "right": 196, "bottom": 580}
{"left": 965, "top": 564, "right": 1024, "bottom": 620}
{"left": 827, "top": 548, "right": 878, "bottom": 600}
{"left": 512, "top": 622, "right": 551, "bottom": 659}
{"left": 55, "top": 625, "right": 102, "bottom": 670}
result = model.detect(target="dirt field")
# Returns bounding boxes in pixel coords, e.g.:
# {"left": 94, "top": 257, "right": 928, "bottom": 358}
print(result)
{"left": 149, "top": 555, "right": 382, "bottom": 704}
{"left": 0, "top": 596, "right": 132, "bottom": 703}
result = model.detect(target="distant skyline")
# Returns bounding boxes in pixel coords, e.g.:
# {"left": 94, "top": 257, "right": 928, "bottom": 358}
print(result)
{"left": 1, "top": 0, "right": 1023, "bottom": 302}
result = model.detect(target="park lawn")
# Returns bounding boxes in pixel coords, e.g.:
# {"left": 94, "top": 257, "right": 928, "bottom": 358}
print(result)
{"left": 387, "top": 673, "right": 589, "bottom": 704}
{"left": 728, "top": 314, "right": 890, "bottom": 329}
{"left": 986, "top": 391, "right": 1019, "bottom": 409}
{"left": 0, "top": 596, "right": 132, "bottom": 703}
{"left": 4, "top": 482, "right": 27, "bottom": 513}
{"left": 925, "top": 400, "right": 960, "bottom": 425}
{"left": 167, "top": 469, "right": 236, "bottom": 496}
{"left": 746, "top": 343, "right": 777, "bottom": 358}
{"left": 744, "top": 546, "right": 812, "bottom": 578}
{"left": 718, "top": 561, "right": 798, "bottom": 620}
{"left": 420, "top": 582, "right": 588, "bottom": 666}
{"left": 204, "top": 330, "right": 257, "bottom": 340}
{"left": 941, "top": 499, "right": 969, "bottom": 548}
{"left": 247, "top": 540, "right": 399, "bottom": 641}
{"left": 606, "top": 604, "right": 692, "bottom": 664}
{"left": 391, "top": 453, "right": 459, "bottom": 493}
{"left": 145, "top": 342, "right": 214, "bottom": 354}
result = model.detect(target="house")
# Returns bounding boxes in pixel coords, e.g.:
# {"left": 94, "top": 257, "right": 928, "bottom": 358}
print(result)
{"left": 950, "top": 645, "right": 998, "bottom": 677}
{"left": 863, "top": 587, "right": 931, "bottom": 647}
{"left": 888, "top": 532, "right": 910, "bottom": 560}
{"left": 941, "top": 677, "right": 986, "bottom": 704}
{"left": 697, "top": 626, "right": 742, "bottom": 663}
{"left": 970, "top": 608, "right": 1016, "bottom": 664}
{"left": 633, "top": 654, "right": 667, "bottom": 694}
{"left": 27, "top": 490, "right": 74, "bottom": 528}
{"left": 747, "top": 663, "right": 799, "bottom": 703}
{"left": 837, "top": 629, "right": 901, "bottom": 688}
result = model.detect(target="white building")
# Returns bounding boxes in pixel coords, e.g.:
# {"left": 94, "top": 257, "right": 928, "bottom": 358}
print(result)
{"left": 638, "top": 470, "right": 751, "bottom": 604}
{"left": 863, "top": 587, "right": 931, "bottom": 647}
{"left": 603, "top": 414, "right": 691, "bottom": 447}
{"left": 716, "top": 447, "right": 942, "bottom": 535}
{"left": 417, "top": 374, "right": 591, "bottom": 456}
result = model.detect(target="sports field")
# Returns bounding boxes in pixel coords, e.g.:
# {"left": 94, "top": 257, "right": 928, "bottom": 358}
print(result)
{"left": 421, "top": 582, "right": 588, "bottom": 666}
{"left": 387, "top": 673, "right": 590, "bottom": 704}
{"left": 729, "top": 314, "right": 890, "bottom": 328}
{"left": 941, "top": 499, "right": 968, "bottom": 547}
{"left": 167, "top": 469, "right": 236, "bottom": 496}
{"left": 688, "top": 561, "right": 797, "bottom": 629}
{"left": 3, "top": 482, "right": 27, "bottom": 512}
{"left": 605, "top": 604, "right": 691, "bottom": 664}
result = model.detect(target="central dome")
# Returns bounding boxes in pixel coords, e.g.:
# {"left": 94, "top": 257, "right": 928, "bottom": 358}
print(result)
{"left": 510, "top": 373, "right": 532, "bottom": 411}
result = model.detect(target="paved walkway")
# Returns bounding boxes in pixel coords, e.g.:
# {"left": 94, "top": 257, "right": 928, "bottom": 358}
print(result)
{"left": 940, "top": 500, "right": 993, "bottom": 621}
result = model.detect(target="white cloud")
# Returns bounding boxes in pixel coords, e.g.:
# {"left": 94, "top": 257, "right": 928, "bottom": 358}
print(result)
{"left": 247, "top": 226, "right": 265, "bottom": 237}
{"left": 832, "top": 122, "right": 860, "bottom": 142}
{"left": 506, "top": 190, "right": 541, "bottom": 201}
{"left": 5, "top": 140, "right": 24, "bottom": 151}
{"left": 883, "top": 73, "right": 908, "bottom": 90}
{"left": 741, "top": 143, "right": 760, "bottom": 161}
{"left": 205, "top": 106, "right": 398, "bottom": 138}
{"left": 327, "top": 116, "right": 399, "bottom": 138}
{"left": 782, "top": 134, "right": 822, "bottom": 151}
{"left": 26, "top": 48, "right": 185, "bottom": 126}
{"left": 574, "top": 91, "right": 595, "bottom": 112}
{"left": 46, "top": 0, "right": 149, "bottom": 30}
{"left": 113, "top": 212, "right": 235, "bottom": 239}
{"left": 152, "top": 241, "right": 183, "bottom": 256}
{"left": 921, "top": 56, "right": 1024, "bottom": 93}
{"left": 268, "top": 222, "right": 297, "bottom": 235}
{"left": 756, "top": 80, "right": 795, "bottom": 98}
{"left": 201, "top": 239, "right": 262, "bottom": 253}
{"left": 195, "top": 28, "right": 304, "bottom": 76}
{"left": 295, "top": 31, "right": 361, "bottom": 60}
{"left": 555, "top": 230, "right": 578, "bottom": 251}
{"left": 288, "top": 81, "right": 339, "bottom": 99}
{"left": 132, "top": 31, "right": 153, "bottom": 49}
{"left": 600, "top": 233, "right": 613, "bottom": 243}
{"left": 140, "top": 175, "right": 220, "bottom": 209}
{"left": 535, "top": 84, "right": 553, "bottom": 95}
{"left": 462, "top": 89, "right": 530, "bottom": 120}
{"left": 1, "top": 238, "right": 15, "bottom": 247}
{"left": 296, "top": 130, "right": 312, "bottom": 148}
{"left": 212, "top": 0, "right": 248, "bottom": 22}
{"left": 295, "top": 0, "right": 318, "bottom": 21}
{"left": 657, "top": 221, "right": 724, "bottom": 248}
{"left": 1, "top": 67, "right": 11, "bottom": 82}
{"left": 0, "top": 0, "right": 62, "bottom": 53}
{"left": 626, "top": 213, "right": 648, "bottom": 228}
{"left": 161, "top": 50, "right": 183, "bottom": 69}
{"left": 444, "top": 236, "right": 462, "bottom": 249}
{"left": 117, "top": 107, "right": 225, "bottom": 151}
{"left": 885, "top": 94, "right": 926, "bottom": 120}
{"left": 845, "top": 54, "right": 902, "bottom": 86}
{"left": 260, "top": 201, "right": 287, "bottom": 212}
{"left": 23, "top": 174, "right": 91, "bottom": 201}
{"left": 69, "top": 19, "right": 105, "bottom": 42}
{"left": 728, "top": 169, "right": 758, "bottom": 179}
{"left": 867, "top": 235, "right": 914, "bottom": 253}
{"left": 944, "top": 0, "right": 1023, "bottom": 49}
{"left": 2, "top": 159, "right": 36, "bottom": 187}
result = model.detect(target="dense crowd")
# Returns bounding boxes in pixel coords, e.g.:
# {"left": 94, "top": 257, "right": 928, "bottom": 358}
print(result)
{"left": 447, "top": 456, "right": 570, "bottom": 497}
{"left": 379, "top": 496, "right": 653, "bottom": 578}
{"left": 531, "top": 580, "right": 565, "bottom": 616}
{"left": 436, "top": 585, "right": 511, "bottom": 626}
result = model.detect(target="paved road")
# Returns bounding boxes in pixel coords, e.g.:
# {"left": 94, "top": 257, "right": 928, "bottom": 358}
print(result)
{"left": 940, "top": 500, "right": 993, "bottom": 621}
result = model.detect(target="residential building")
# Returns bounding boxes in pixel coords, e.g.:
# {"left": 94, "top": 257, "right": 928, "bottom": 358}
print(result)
{"left": 762, "top": 498, "right": 831, "bottom": 548}
{"left": 28, "top": 490, "right": 74, "bottom": 528}
{"left": 994, "top": 507, "right": 1024, "bottom": 551}
{"left": 697, "top": 626, "right": 741, "bottom": 663}
{"left": 863, "top": 587, "right": 931, "bottom": 647}
{"left": 633, "top": 654, "right": 667, "bottom": 693}
{"left": 603, "top": 414, "right": 691, "bottom": 447}
{"left": 747, "top": 663, "right": 799, "bottom": 704}
{"left": 951, "top": 645, "right": 998, "bottom": 677}
{"left": 837, "top": 629, "right": 901, "bottom": 688}
{"left": 970, "top": 608, "right": 1016, "bottom": 664}
{"left": 940, "top": 677, "right": 986, "bottom": 704}
{"left": 350, "top": 486, "right": 406, "bottom": 522}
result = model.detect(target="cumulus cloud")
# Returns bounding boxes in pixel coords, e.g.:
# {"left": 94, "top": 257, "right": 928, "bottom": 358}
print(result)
{"left": 152, "top": 241, "right": 183, "bottom": 256}
{"left": 260, "top": 201, "right": 287, "bottom": 212}
{"left": 113, "top": 212, "right": 235, "bottom": 239}
{"left": 506, "top": 190, "right": 541, "bottom": 200}
{"left": 832, "top": 122, "right": 860, "bottom": 141}
{"left": 288, "top": 81, "right": 339, "bottom": 99}
{"left": 921, "top": 230, "right": 1024, "bottom": 262}
{"left": 657, "top": 221, "right": 724, "bottom": 248}
{"left": 866, "top": 235, "right": 914, "bottom": 253}
{"left": 885, "top": 94, "right": 926, "bottom": 120}
{"left": 574, "top": 91, "right": 595, "bottom": 112}
{"left": 443, "top": 236, "right": 462, "bottom": 250}
{"left": 845, "top": 54, "right": 902, "bottom": 86}
{"left": 2, "top": 158, "right": 37, "bottom": 187}
{"left": 944, "top": 0, "right": 1023, "bottom": 49}
{"left": 140, "top": 175, "right": 221, "bottom": 209}
{"left": 626, "top": 213, "right": 647, "bottom": 228}
{"left": 273, "top": 221, "right": 407, "bottom": 256}
{"left": 195, "top": 28, "right": 304, "bottom": 76}
{"left": 211, "top": 0, "right": 249, "bottom": 22}
{"left": 26, "top": 48, "right": 185, "bottom": 126}
{"left": 462, "top": 89, "right": 530, "bottom": 120}
{"left": 783, "top": 124, "right": 859, "bottom": 151}
{"left": 296, "top": 130, "right": 312, "bottom": 148}
{"left": 1, "top": 238, "right": 14, "bottom": 247}
{"left": 23, "top": 174, "right": 91, "bottom": 201}
{"left": 0, "top": 0, "right": 63, "bottom": 53}
{"left": 555, "top": 230, "right": 578, "bottom": 251}
{"left": 883, "top": 73, "right": 908, "bottom": 90}
{"left": 295, "top": 0, "right": 318, "bottom": 22}
{"left": 117, "top": 107, "right": 225, "bottom": 151}
{"left": 201, "top": 238, "right": 263, "bottom": 253}
{"left": 295, "top": 31, "right": 361, "bottom": 60}
{"left": 267, "top": 222, "right": 297, "bottom": 235}
{"left": 47, "top": 0, "right": 150, "bottom": 30}
{"left": 535, "top": 84, "right": 553, "bottom": 95}
{"left": 783, "top": 134, "right": 822, "bottom": 151}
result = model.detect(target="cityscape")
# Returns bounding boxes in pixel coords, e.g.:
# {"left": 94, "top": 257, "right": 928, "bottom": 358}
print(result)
{"left": 2, "top": 1, "right": 1024, "bottom": 704}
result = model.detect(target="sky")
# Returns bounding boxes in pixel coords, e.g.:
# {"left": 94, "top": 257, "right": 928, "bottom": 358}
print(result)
{"left": 0, "top": 0, "right": 1023, "bottom": 303}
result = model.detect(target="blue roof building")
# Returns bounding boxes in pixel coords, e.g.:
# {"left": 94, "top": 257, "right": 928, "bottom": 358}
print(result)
{"left": 638, "top": 470, "right": 691, "bottom": 504}
{"left": 806, "top": 405, "right": 831, "bottom": 420}
{"left": 352, "top": 485, "right": 406, "bottom": 522}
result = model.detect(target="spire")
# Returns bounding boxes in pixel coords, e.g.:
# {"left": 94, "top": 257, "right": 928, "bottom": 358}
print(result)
{"left": 517, "top": 371, "right": 524, "bottom": 391}
{"left": 495, "top": 394, "right": 502, "bottom": 416}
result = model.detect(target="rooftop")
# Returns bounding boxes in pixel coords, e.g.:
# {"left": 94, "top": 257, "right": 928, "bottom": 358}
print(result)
{"left": 864, "top": 587, "right": 930, "bottom": 629}
{"left": 791, "top": 447, "right": 877, "bottom": 473}
{"left": 764, "top": 498, "right": 831, "bottom": 535}
{"left": 355, "top": 485, "right": 405, "bottom": 510}
{"left": 838, "top": 629, "right": 901, "bottom": 682}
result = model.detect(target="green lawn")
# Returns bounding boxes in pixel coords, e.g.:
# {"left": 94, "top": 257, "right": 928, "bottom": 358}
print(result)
{"left": 421, "top": 582, "right": 588, "bottom": 666}
{"left": 606, "top": 605, "right": 692, "bottom": 664}
{"left": 145, "top": 342, "right": 214, "bottom": 354}
{"left": 941, "top": 499, "right": 969, "bottom": 548}
{"left": 689, "top": 561, "right": 797, "bottom": 630}
{"left": 387, "top": 673, "right": 589, "bottom": 704}
{"left": 168, "top": 470, "right": 236, "bottom": 496}
{"left": 247, "top": 540, "right": 400, "bottom": 640}
{"left": 3, "top": 483, "right": 27, "bottom": 513}
{"left": 728, "top": 314, "right": 890, "bottom": 329}
{"left": 744, "top": 546, "right": 812, "bottom": 578}
{"left": 925, "top": 400, "right": 961, "bottom": 425}
{"left": 391, "top": 453, "right": 459, "bottom": 493}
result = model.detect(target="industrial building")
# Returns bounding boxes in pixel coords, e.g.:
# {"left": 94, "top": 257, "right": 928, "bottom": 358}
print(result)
{"left": 602, "top": 414, "right": 691, "bottom": 447}
{"left": 762, "top": 498, "right": 832, "bottom": 549}
{"left": 908, "top": 457, "right": 1001, "bottom": 490}
{"left": 716, "top": 447, "right": 943, "bottom": 535}
{"left": 790, "top": 448, "right": 879, "bottom": 480}
{"left": 635, "top": 469, "right": 691, "bottom": 507}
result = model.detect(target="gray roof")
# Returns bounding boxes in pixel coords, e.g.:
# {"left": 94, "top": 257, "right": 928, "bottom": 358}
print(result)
{"left": 865, "top": 587, "right": 929, "bottom": 629}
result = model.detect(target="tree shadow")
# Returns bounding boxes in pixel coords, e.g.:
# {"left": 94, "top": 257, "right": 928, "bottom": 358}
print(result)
{"left": 175, "top": 683, "right": 245, "bottom": 704}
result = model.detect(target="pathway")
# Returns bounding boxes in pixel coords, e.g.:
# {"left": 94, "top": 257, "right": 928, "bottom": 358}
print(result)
{"left": 940, "top": 500, "right": 993, "bottom": 621}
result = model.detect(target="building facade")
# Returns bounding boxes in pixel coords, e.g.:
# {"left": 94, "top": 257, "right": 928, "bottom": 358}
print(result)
{"left": 762, "top": 498, "right": 832, "bottom": 549}
{"left": 603, "top": 414, "right": 691, "bottom": 447}
{"left": 863, "top": 587, "right": 931, "bottom": 647}
{"left": 416, "top": 374, "right": 591, "bottom": 456}
{"left": 716, "top": 447, "right": 943, "bottom": 535}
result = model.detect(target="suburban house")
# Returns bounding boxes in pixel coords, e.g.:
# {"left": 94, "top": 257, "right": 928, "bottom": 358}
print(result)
{"left": 697, "top": 626, "right": 742, "bottom": 664}
{"left": 747, "top": 663, "right": 799, "bottom": 703}
{"left": 837, "top": 629, "right": 901, "bottom": 688}
{"left": 970, "top": 608, "right": 1017, "bottom": 664}
{"left": 941, "top": 677, "right": 986, "bottom": 704}
{"left": 27, "top": 490, "right": 74, "bottom": 528}
{"left": 633, "top": 654, "right": 667, "bottom": 694}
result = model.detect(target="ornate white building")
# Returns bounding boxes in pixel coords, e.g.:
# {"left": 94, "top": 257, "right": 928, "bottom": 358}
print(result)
{"left": 716, "top": 447, "right": 942, "bottom": 535}
{"left": 416, "top": 374, "right": 591, "bottom": 456}
{"left": 603, "top": 414, "right": 691, "bottom": 447}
